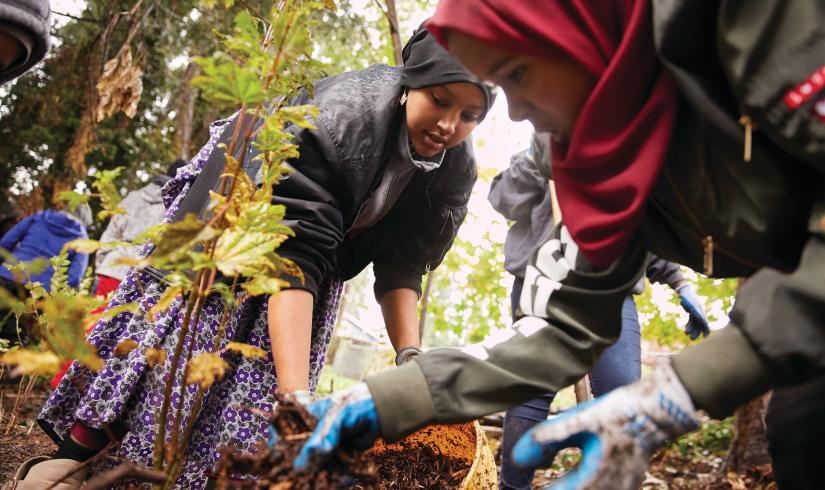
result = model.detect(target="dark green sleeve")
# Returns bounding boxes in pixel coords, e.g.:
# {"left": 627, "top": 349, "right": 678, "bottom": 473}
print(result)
{"left": 366, "top": 223, "right": 648, "bottom": 441}
{"left": 674, "top": 197, "right": 825, "bottom": 418}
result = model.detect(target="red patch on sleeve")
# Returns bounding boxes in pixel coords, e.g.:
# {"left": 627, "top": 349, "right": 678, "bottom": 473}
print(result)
{"left": 784, "top": 65, "right": 825, "bottom": 110}
{"left": 814, "top": 97, "right": 825, "bottom": 123}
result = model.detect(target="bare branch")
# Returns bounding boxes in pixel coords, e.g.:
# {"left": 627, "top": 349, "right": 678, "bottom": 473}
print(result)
{"left": 53, "top": 11, "right": 102, "bottom": 23}
{"left": 83, "top": 462, "right": 166, "bottom": 490}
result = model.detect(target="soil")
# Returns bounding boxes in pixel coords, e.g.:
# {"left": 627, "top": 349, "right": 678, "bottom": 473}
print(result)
{"left": 528, "top": 447, "right": 775, "bottom": 490}
{"left": 0, "top": 378, "right": 58, "bottom": 482}
{"left": 355, "top": 446, "right": 470, "bottom": 489}
{"left": 217, "top": 397, "right": 470, "bottom": 489}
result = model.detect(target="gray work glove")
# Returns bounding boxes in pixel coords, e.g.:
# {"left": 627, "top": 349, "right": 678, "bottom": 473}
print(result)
{"left": 394, "top": 346, "right": 423, "bottom": 366}
{"left": 512, "top": 359, "right": 699, "bottom": 489}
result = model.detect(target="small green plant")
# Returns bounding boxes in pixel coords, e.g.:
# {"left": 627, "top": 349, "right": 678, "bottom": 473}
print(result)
{"left": 2, "top": 0, "right": 331, "bottom": 487}
{"left": 669, "top": 416, "right": 734, "bottom": 459}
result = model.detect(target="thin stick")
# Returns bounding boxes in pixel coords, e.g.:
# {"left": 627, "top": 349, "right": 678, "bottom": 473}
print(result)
{"left": 42, "top": 441, "right": 119, "bottom": 490}
{"left": 82, "top": 462, "right": 166, "bottom": 490}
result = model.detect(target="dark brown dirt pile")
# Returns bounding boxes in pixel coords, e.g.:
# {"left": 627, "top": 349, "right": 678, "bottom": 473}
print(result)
{"left": 216, "top": 396, "right": 470, "bottom": 489}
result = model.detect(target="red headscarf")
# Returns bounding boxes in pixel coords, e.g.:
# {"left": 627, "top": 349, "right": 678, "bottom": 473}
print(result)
{"left": 428, "top": 0, "right": 677, "bottom": 268}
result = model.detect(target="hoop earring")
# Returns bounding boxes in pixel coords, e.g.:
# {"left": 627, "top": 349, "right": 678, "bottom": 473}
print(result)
{"left": 400, "top": 91, "right": 408, "bottom": 106}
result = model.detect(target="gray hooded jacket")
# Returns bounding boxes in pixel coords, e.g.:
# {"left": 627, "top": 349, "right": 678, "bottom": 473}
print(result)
{"left": 95, "top": 176, "right": 170, "bottom": 280}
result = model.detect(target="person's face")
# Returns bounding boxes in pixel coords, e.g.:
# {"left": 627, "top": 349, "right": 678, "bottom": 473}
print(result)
{"left": 405, "top": 82, "right": 485, "bottom": 157}
{"left": 0, "top": 30, "right": 24, "bottom": 71}
{"left": 447, "top": 32, "right": 595, "bottom": 148}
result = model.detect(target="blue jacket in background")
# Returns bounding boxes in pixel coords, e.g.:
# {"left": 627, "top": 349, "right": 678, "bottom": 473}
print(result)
{"left": 0, "top": 210, "right": 89, "bottom": 289}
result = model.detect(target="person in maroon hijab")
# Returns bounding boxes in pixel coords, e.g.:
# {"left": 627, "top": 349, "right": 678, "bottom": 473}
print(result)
{"left": 289, "top": 2, "right": 825, "bottom": 488}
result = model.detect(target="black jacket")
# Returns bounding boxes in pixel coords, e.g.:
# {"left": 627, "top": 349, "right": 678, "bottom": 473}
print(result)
{"left": 272, "top": 65, "right": 476, "bottom": 299}
{"left": 362, "top": 0, "right": 825, "bottom": 441}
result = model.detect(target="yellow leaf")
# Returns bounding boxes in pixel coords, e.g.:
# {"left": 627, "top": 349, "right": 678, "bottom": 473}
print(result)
{"left": 37, "top": 292, "right": 104, "bottom": 371}
{"left": 97, "top": 208, "right": 127, "bottom": 221}
{"left": 144, "top": 348, "right": 167, "bottom": 368}
{"left": 240, "top": 276, "right": 289, "bottom": 296}
{"left": 224, "top": 342, "right": 266, "bottom": 359}
{"left": 99, "top": 302, "right": 139, "bottom": 321}
{"left": 186, "top": 352, "right": 228, "bottom": 389}
{"left": 114, "top": 339, "right": 138, "bottom": 357}
{"left": 1, "top": 349, "right": 62, "bottom": 376}
{"left": 147, "top": 287, "right": 182, "bottom": 321}
{"left": 63, "top": 239, "right": 104, "bottom": 254}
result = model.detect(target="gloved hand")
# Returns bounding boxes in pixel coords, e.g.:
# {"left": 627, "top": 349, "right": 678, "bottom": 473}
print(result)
{"left": 394, "top": 346, "right": 423, "bottom": 366}
{"left": 676, "top": 283, "right": 710, "bottom": 340}
{"left": 287, "top": 382, "right": 381, "bottom": 471}
{"left": 512, "top": 360, "right": 699, "bottom": 490}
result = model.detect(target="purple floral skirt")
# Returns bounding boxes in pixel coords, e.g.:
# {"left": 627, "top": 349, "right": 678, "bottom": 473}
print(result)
{"left": 38, "top": 267, "right": 343, "bottom": 488}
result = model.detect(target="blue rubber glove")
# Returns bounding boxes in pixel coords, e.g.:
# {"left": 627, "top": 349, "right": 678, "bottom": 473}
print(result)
{"left": 288, "top": 382, "right": 381, "bottom": 471}
{"left": 676, "top": 283, "right": 710, "bottom": 340}
{"left": 512, "top": 360, "right": 699, "bottom": 490}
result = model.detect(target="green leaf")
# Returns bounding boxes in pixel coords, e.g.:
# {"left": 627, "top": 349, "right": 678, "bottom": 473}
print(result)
{"left": 213, "top": 230, "right": 281, "bottom": 277}
{"left": 55, "top": 191, "right": 91, "bottom": 212}
{"left": 150, "top": 214, "right": 222, "bottom": 259}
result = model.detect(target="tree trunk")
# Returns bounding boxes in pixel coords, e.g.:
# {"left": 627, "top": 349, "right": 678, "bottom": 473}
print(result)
{"left": 173, "top": 62, "right": 200, "bottom": 160}
{"left": 383, "top": 0, "right": 403, "bottom": 65}
{"left": 574, "top": 376, "right": 592, "bottom": 404}
{"left": 418, "top": 270, "right": 435, "bottom": 341}
{"left": 723, "top": 392, "right": 772, "bottom": 472}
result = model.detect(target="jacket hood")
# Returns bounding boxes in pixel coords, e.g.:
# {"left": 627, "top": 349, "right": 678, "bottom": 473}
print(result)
{"left": 44, "top": 209, "right": 85, "bottom": 237}
{"left": 136, "top": 180, "right": 166, "bottom": 205}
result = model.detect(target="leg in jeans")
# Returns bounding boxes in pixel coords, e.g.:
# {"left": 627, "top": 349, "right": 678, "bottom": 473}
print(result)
{"left": 500, "top": 393, "right": 556, "bottom": 490}
{"left": 499, "top": 294, "right": 641, "bottom": 489}
{"left": 589, "top": 295, "right": 642, "bottom": 396}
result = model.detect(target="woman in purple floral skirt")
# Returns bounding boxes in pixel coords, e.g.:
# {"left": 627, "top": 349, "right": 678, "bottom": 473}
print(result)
{"left": 17, "top": 28, "right": 493, "bottom": 489}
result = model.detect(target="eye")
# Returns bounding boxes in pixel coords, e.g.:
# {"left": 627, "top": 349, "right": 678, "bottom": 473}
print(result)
{"left": 431, "top": 93, "right": 447, "bottom": 107}
{"left": 508, "top": 64, "right": 527, "bottom": 83}
{"left": 461, "top": 113, "right": 481, "bottom": 123}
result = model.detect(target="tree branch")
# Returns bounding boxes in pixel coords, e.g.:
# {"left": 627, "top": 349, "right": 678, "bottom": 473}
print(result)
{"left": 82, "top": 462, "right": 166, "bottom": 490}
{"left": 53, "top": 11, "right": 102, "bottom": 23}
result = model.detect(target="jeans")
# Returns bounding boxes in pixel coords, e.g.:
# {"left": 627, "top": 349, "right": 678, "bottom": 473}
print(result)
{"left": 500, "top": 278, "right": 641, "bottom": 490}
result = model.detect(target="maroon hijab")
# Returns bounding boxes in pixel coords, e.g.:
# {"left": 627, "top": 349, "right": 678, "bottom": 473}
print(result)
{"left": 428, "top": 0, "right": 677, "bottom": 268}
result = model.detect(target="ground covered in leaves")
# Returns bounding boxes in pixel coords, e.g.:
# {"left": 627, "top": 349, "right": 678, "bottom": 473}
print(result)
{"left": 0, "top": 381, "right": 776, "bottom": 489}
{"left": 0, "top": 378, "right": 57, "bottom": 482}
{"left": 523, "top": 416, "right": 776, "bottom": 490}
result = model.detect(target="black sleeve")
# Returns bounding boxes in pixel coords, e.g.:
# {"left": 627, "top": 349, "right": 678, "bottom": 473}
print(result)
{"left": 271, "top": 131, "right": 344, "bottom": 298}
{"left": 372, "top": 204, "right": 468, "bottom": 300}
{"left": 645, "top": 254, "right": 687, "bottom": 289}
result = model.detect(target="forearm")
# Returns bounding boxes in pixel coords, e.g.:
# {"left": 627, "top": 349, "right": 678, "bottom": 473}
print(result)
{"left": 379, "top": 288, "right": 420, "bottom": 351}
{"left": 366, "top": 224, "right": 649, "bottom": 441}
{"left": 267, "top": 289, "right": 315, "bottom": 393}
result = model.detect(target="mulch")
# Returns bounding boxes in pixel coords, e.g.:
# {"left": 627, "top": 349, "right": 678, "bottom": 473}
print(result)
{"left": 218, "top": 396, "right": 470, "bottom": 489}
{"left": 0, "top": 378, "right": 58, "bottom": 482}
